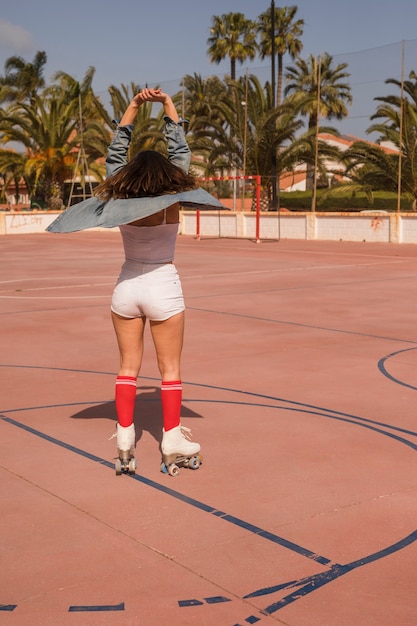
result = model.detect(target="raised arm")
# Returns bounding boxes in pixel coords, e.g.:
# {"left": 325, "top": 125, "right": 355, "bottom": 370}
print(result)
{"left": 119, "top": 88, "right": 179, "bottom": 125}
{"left": 149, "top": 91, "right": 191, "bottom": 173}
{"left": 106, "top": 88, "right": 186, "bottom": 177}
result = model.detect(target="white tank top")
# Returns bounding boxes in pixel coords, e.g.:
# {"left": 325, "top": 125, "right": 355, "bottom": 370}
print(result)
{"left": 119, "top": 222, "right": 179, "bottom": 263}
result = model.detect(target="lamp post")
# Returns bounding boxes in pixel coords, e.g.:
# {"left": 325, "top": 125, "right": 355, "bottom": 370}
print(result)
{"left": 241, "top": 99, "right": 247, "bottom": 211}
{"left": 270, "top": 0, "right": 278, "bottom": 211}
{"left": 311, "top": 56, "right": 321, "bottom": 213}
{"left": 241, "top": 70, "right": 248, "bottom": 212}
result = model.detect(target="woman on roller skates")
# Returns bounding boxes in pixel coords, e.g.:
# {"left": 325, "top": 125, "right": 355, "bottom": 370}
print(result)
{"left": 96, "top": 88, "right": 201, "bottom": 476}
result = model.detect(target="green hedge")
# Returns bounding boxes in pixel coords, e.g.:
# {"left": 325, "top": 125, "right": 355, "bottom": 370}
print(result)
{"left": 279, "top": 191, "right": 413, "bottom": 212}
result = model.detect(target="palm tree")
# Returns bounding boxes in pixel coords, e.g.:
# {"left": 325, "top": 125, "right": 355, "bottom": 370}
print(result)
{"left": 257, "top": 5, "right": 304, "bottom": 106}
{"left": 0, "top": 91, "right": 101, "bottom": 209}
{"left": 284, "top": 52, "right": 352, "bottom": 190}
{"left": 175, "top": 73, "right": 226, "bottom": 132}
{"left": 343, "top": 71, "right": 417, "bottom": 209}
{"left": 0, "top": 51, "right": 47, "bottom": 105}
{"left": 198, "top": 74, "right": 323, "bottom": 208}
{"left": 50, "top": 67, "right": 107, "bottom": 118}
{"left": 0, "top": 149, "right": 34, "bottom": 206}
{"left": 285, "top": 52, "right": 352, "bottom": 129}
{"left": 49, "top": 67, "right": 112, "bottom": 164}
{"left": 108, "top": 82, "right": 141, "bottom": 122}
{"left": 207, "top": 13, "right": 257, "bottom": 80}
{"left": 107, "top": 83, "right": 164, "bottom": 158}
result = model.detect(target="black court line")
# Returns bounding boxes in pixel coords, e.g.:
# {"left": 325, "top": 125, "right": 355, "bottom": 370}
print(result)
{"left": 0, "top": 414, "right": 331, "bottom": 566}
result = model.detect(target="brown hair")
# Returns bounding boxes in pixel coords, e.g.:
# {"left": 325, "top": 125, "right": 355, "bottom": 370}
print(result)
{"left": 95, "top": 150, "right": 197, "bottom": 201}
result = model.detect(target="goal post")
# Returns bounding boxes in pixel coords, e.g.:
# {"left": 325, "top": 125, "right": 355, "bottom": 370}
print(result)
{"left": 196, "top": 175, "right": 262, "bottom": 242}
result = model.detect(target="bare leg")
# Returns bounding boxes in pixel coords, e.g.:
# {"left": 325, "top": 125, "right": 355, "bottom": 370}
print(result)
{"left": 149, "top": 311, "right": 184, "bottom": 381}
{"left": 150, "top": 312, "right": 201, "bottom": 474}
{"left": 111, "top": 312, "right": 146, "bottom": 474}
{"left": 151, "top": 311, "right": 183, "bottom": 431}
{"left": 111, "top": 312, "right": 146, "bottom": 377}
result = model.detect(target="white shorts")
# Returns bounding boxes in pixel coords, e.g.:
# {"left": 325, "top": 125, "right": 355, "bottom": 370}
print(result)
{"left": 111, "top": 262, "right": 185, "bottom": 321}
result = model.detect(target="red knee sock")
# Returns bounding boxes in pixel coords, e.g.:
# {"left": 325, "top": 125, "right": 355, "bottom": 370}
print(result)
{"left": 161, "top": 380, "right": 182, "bottom": 432}
{"left": 115, "top": 376, "right": 137, "bottom": 427}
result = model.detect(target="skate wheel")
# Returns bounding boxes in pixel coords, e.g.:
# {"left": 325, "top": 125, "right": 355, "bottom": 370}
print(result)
{"left": 160, "top": 462, "right": 168, "bottom": 474}
{"left": 189, "top": 456, "right": 201, "bottom": 470}
{"left": 128, "top": 458, "right": 136, "bottom": 474}
{"left": 115, "top": 458, "right": 122, "bottom": 476}
{"left": 168, "top": 464, "right": 180, "bottom": 477}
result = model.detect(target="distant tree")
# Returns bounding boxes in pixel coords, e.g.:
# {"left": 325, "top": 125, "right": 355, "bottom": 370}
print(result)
{"left": 285, "top": 52, "right": 352, "bottom": 129}
{"left": 49, "top": 67, "right": 112, "bottom": 164}
{"left": 207, "top": 12, "right": 257, "bottom": 80}
{"left": 257, "top": 5, "right": 304, "bottom": 106}
{"left": 284, "top": 52, "right": 352, "bottom": 189}
{"left": 176, "top": 73, "right": 226, "bottom": 132}
{"left": 108, "top": 82, "right": 141, "bottom": 122}
{"left": 0, "top": 51, "right": 47, "bottom": 105}
{"left": 0, "top": 92, "right": 101, "bottom": 210}
{"left": 0, "top": 149, "right": 34, "bottom": 205}
{"left": 107, "top": 83, "right": 165, "bottom": 158}
{"left": 201, "top": 75, "right": 324, "bottom": 208}
{"left": 343, "top": 71, "right": 417, "bottom": 209}
{"left": 50, "top": 67, "right": 105, "bottom": 118}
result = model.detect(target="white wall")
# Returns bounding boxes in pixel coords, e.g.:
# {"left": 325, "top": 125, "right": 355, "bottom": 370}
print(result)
{"left": 180, "top": 211, "right": 417, "bottom": 244}
{"left": 2, "top": 210, "right": 417, "bottom": 244}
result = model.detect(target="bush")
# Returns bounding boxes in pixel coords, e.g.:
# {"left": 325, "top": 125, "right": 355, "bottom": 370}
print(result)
{"left": 279, "top": 190, "right": 413, "bottom": 212}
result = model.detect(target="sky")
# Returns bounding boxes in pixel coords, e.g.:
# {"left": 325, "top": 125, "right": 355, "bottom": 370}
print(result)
{"left": 1, "top": 0, "right": 417, "bottom": 138}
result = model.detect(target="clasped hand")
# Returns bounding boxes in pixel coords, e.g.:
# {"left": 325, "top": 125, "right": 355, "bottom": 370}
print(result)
{"left": 133, "top": 88, "right": 168, "bottom": 105}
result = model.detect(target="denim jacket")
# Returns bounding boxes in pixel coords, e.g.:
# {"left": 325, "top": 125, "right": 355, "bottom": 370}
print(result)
{"left": 47, "top": 118, "right": 225, "bottom": 233}
{"left": 106, "top": 116, "right": 191, "bottom": 177}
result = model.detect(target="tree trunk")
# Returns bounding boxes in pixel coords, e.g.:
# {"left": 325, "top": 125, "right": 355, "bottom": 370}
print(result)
{"left": 45, "top": 178, "right": 64, "bottom": 211}
{"left": 251, "top": 186, "right": 269, "bottom": 212}
{"left": 277, "top": 54, "right": 283, "bottom": 107}
{"left": 230, "top": 58, "right": 236, "bottom": 80}
{"left": 14, "top": 177, "right": 20, "bottom": 204}
{"left": 305, "top": 114, "right": 318, "bottom": 192}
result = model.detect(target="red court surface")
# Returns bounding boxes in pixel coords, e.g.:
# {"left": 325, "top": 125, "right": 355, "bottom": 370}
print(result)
{"left": 1, "top": 232, "right": 417, "bottom": 626}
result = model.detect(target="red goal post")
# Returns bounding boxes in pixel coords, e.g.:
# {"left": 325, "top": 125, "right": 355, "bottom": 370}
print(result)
{"left": 196, "top": 175, "right": 262, "bottom": 243}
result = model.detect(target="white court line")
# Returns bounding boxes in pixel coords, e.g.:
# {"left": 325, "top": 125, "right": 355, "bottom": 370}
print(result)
{"left": 0, "top": 259, "right": 414, "bottom": 299}
{"left": 0, "top": 295, "right": 109, "bottom": 299}
{"left": 184, "top": 258, "right": 413, "bottom": 280}
{"left": 0, "top": 282, "right": 114, "bottom": 291}
{"left": 0, "top": 277, "right": 115, "bottom": 299}
{"left": 0, "top": 275, "right": 114, "bottom": 286}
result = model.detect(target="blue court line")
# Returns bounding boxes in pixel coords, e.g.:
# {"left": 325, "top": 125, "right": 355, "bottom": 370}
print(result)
{"left": 2, "top": 363, "right": 417, "bottom": 620}
{"left": 2, "top": 363, "right": 417, "bottom": 440}
{"left": 187, "top": 398, "right": 417, "bottom": 439}
{"left": 1, "top": 365, "right": 417, "bottom": 570}
{"left": 188, "top": 306, "right": 417, "bottom": 345}
{"left": 0, "top": 415, "right": 331, "bottom": 566}
{"left": 261, "top": 528, "right": 417, "bottom": 615}
{"left": 378, "top": 346, "right": 417, "bottom": 392}
{"left": 2, "top": 395, "right": 417, "bottom": 440}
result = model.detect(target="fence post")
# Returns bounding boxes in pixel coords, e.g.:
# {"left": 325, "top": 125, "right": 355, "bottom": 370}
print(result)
{"left": 196, "top": 209, "right": 200, "bottom": 240}
{"left": 256, "top": 175, "right": 261, "bottom": 243}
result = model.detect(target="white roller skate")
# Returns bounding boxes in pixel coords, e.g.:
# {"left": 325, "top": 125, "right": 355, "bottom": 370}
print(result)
{"left": 115, "top": 423, "right": 136, "bottom": 475}
{"left": 160, "top": 425, "right": 202, "bottom": 476}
